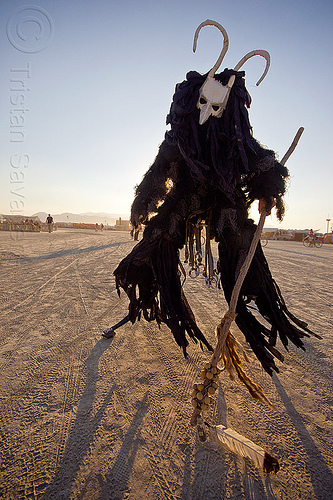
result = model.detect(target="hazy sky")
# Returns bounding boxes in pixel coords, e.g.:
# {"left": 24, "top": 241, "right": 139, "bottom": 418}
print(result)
{"left": 1, "top": 0, "right": 332, "bottom": 231}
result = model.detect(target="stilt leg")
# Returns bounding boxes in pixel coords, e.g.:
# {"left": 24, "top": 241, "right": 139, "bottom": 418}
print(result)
{"left": 102, "top": 314, "right": 130, "bottom": 338}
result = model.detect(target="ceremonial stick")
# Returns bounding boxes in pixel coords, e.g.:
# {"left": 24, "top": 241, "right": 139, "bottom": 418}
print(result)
{"left": 211, "top": 209, "right": 266, "bottom": 363}
{"left": 190, "top": 127, "right": 305, "bottom": 429}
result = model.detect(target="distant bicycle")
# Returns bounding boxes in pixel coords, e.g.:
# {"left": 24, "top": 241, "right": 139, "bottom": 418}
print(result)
{"left": 302, "top": 235, "right": 323, "bottom": 248}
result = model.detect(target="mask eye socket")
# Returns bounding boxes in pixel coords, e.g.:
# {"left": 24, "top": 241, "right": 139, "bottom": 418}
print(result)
{"left": 199, "top": 97, "right": 207, "bottom": 105}
{"left": 212, "top": 105, "right": 220, "bottom": 112}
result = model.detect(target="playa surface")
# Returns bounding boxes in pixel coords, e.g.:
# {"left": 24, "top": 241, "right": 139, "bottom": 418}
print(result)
{"left": 0, "top": 229, "right": 332, "bottom": 500}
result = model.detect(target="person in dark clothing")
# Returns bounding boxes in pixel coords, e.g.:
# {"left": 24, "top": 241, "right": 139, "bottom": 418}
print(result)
{"left": 46, "top": 214, "right": 53, "bottom": 233}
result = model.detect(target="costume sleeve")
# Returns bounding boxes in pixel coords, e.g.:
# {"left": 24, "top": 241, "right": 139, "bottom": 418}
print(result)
{"left": 244, "top": 141, "right": 289, "bottom": 220}
{"left": 130, "top": 141, "right": 182, "bottom": 227}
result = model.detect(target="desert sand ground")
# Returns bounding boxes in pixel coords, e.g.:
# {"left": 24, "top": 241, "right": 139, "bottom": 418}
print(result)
{"left": 0, "top": 228, "right": 332, "bottom": 500}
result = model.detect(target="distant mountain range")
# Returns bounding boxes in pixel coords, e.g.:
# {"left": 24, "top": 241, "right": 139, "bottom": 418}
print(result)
{"left": 32, "top": 212, "right": 129, "bottom": 225}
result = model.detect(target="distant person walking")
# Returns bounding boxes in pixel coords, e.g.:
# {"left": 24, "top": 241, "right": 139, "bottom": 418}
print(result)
{"left": 46, "top": 214, "right": 53, "bottom": 233}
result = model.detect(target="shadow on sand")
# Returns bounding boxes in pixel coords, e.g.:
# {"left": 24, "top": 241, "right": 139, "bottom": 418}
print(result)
{"left": 41, "top": 339, "right": 115, "bottom": 499}
{"left": 24, "top": 240, "right": 132, "bottom": 263}
{"left": 273, "top": 373, "right": 333, "bottom": 499}
{"left": 41, "top": 338, "right": 149, "bottom": 500}
{"left": 97, "top": 393, "right": 149, "bottom": 499}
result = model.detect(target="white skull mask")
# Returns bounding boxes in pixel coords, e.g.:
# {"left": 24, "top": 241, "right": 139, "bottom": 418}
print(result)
{"left": 197, "top": 76, "right": 234, "bottom": 125}
{"left": 193, "top": 21, "right": 270, "bottom": 125}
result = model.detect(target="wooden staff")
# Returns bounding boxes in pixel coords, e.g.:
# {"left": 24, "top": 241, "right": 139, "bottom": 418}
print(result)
{"left": 190, "top": 127, "right": 305, "bottom": 431}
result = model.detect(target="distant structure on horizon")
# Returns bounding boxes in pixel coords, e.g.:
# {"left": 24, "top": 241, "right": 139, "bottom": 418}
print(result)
{"left": 115, "top": 217, "right": 130, "bottom": 231}
{"left": 31, "top": 211, "right": 129, "bottom": 225}
{"left": 0, "top": 214, "right": 43, "bottom": 232}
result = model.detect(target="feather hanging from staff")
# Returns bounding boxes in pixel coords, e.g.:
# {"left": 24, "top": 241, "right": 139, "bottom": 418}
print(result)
{"left": 209, "top": 424, "right": 279, "bottom": 474}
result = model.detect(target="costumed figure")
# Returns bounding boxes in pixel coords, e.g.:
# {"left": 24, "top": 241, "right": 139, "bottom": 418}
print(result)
{"left": 104, "top": 20, "right": 320, "bottom": 472}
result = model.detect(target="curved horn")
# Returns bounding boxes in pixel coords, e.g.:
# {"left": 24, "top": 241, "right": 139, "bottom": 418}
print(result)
{"left": 193, "top": 19, "right": 229, "bottom": 77}
{"left": 234, "top": 50, "right": 270, "bottom": 86}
